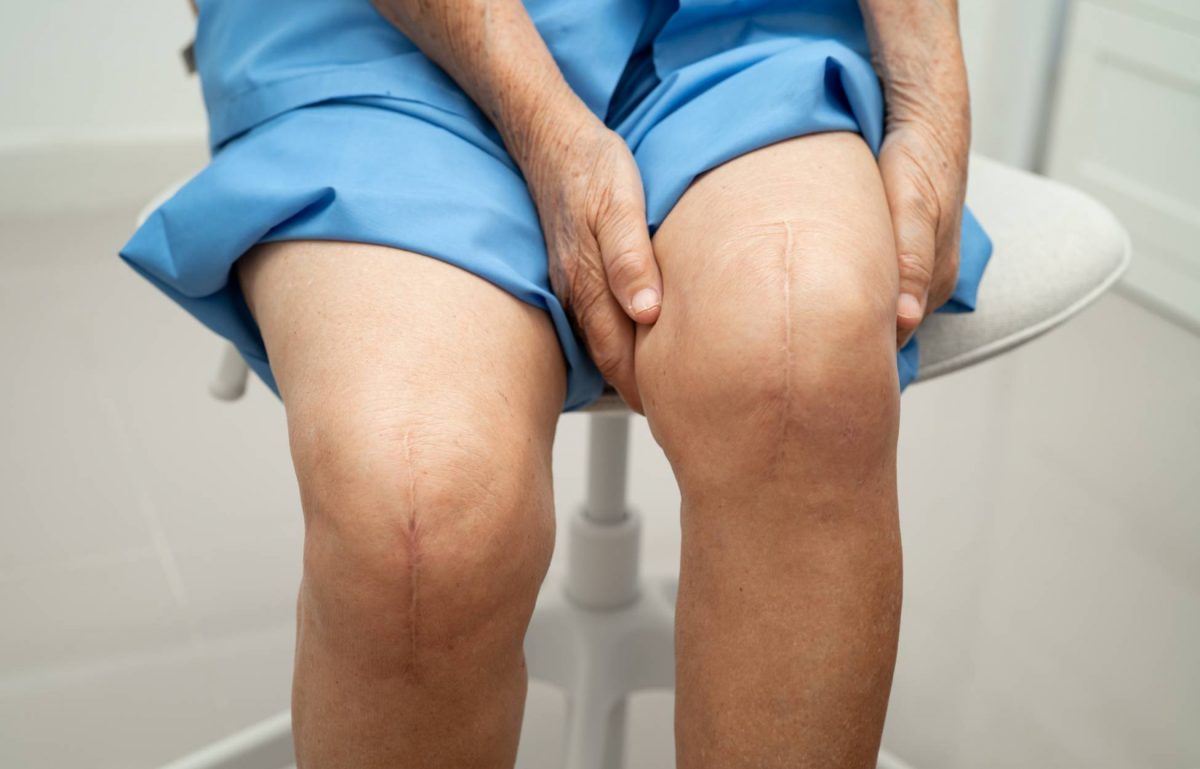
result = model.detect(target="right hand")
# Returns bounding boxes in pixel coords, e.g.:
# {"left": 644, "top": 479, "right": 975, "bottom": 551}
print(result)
{"left": 521, "top": 113, "right": 663, "bottom": 413}
{"left": 369, "top": 0, "right": 661, "bottom": 409}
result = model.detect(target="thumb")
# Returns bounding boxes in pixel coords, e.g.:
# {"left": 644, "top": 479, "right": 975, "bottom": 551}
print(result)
{"left": 888, "top": 187, "right": 938, "bottom": 348}
{"left": 596, "top": 198, "right": 663, "bottom": 325}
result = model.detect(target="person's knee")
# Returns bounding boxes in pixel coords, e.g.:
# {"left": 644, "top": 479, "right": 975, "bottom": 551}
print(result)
{"left": 639, "top": 225, "right": 899, "bottom": 485}
{"left": 291, "top": 406, "right": 555, "bottom": 675}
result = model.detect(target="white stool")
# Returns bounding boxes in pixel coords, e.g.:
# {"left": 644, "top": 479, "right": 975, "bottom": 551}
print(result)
{"left": 147, "top": 155, "right": 1130, "bottom": 769}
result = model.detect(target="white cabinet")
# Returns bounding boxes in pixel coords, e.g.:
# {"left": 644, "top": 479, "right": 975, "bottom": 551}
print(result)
{"left": 1044, "top": 0, "right": 1200, "bottom": 331}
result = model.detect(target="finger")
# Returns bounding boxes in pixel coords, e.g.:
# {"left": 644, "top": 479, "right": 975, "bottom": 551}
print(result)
{"left": 576, "top": 286, "right": 644, "bottom": 413}
{"left": 927, "top": 227, "right": 962, "bottom": 314}
{"left": 595, "top": 195, "right": 662, "bottom": 326}
{"left": 886, "top": 181, "right": 939, "bottom": 349}
{"left": 586, "top": 305, "right": 643, "bottom": 413}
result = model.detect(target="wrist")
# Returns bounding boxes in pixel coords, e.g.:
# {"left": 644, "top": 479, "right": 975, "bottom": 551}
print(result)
{"left": 858, "top": 1, "right": 968, "bottom": 131}
{"left": 877, "top": 48, "right": 971, "bottom": 159}
{"left": 370, "top": 0, "right": 596, "bottom": 173}
{"left": 490, "top": 72, "right": 596, "bottom": 175}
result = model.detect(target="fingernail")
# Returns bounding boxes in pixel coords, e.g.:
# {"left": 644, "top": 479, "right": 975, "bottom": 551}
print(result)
{"left": 631, "top": 287, "right": 660, "bottom": 315}
{"left": 897, "top": 293, "right": 922, "bottom": 320}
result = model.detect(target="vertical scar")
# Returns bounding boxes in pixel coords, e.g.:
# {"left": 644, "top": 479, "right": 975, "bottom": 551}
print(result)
{"left": 781, "top": 220, "right": 795, "bottom": 463}
{"left": 403, "top": 430, "right": 420, "bottom": 680}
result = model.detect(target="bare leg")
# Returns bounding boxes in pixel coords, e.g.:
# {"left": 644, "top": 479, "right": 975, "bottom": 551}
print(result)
{"left": 237, "top": 241, "right": 566, "bottom": 768}
{"left": 635, "top": 132, "right": 903, "bottom": 767}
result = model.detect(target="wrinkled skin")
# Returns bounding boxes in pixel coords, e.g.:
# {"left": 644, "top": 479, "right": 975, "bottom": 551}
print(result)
{"left": 521, "top": 114, "right": 661, "bottom": 412}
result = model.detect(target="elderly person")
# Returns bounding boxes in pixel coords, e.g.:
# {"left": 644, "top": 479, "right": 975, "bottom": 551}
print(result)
{"left": 122, "top": 0, "right": 990, "bottom": 766}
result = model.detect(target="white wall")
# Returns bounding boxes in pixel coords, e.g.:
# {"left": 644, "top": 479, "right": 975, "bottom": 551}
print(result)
{"left": 0, "top": 0, "right": 204, "bottom": 148}
{"left": 0, "top": 0, "right": 208, "bottom": 215}
{"left": 0, "top": 0, "right": 1059, "bottom": 161}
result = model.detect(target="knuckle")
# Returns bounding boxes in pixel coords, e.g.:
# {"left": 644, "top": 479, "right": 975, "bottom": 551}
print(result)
{"left": 889, "top": 157, "right": 943, "bottom": 223}
{"left": 591, "top": 350, "right": 625, "bottom": 382}
{"left": 572, "top": 269, "right": 611, "bottom": 319}
{"left": 601, "top": 187, "right": 640, "bottom": 215}
{"left": 897, "top": 251, "right": 934, "bottom": 287}
{"left": 605, "top": 248, "right": 649, "bottom": 288}
{"left": 587, "top": 329, "right": 626, "bottom": 380}
{"left": 929, "top": 283, "right": 953, "bottom": 310}
{"left": 576, "top": 306, "right": 629, "bottom": 381}
{"left": 598, "top": 198, "right": 644, "bottom": 238}
{"left": 943, "top": 249, "right": 961, "bottom": 282}
{"left": 897, "top": 186, "right": 939, "bottom": 223}
{"left": 933, "top": 246, "right": 961, "bottom": 304}
{"left": 931, "top": 271, "right": 957, "bottom": 308}
{"left": 555, "top": 248, "right": 606, "bottom": 306}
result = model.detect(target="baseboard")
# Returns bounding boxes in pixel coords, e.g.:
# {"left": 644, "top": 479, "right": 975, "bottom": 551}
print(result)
{"left": 0, "top": 135, "right": 209, "bottom": 217}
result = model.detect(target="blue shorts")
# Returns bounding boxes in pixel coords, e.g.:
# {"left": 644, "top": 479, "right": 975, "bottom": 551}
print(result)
{"left": 120, "top": 0, "right": 991, "bottom": 412}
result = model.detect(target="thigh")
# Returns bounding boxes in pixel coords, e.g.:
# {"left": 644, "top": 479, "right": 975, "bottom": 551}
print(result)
{"left": 635, "top": 131, "right": 899, "bottom": 464}
{"left": 237, "top": 239, "right": 567, "bottom": 482}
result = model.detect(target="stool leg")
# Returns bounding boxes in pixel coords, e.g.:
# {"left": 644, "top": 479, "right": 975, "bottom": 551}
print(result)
{"left": 564, "top": 412, "right": 634, "bottom": 768}
{"left": 564, "top": 691, "right": 627, "bottom": 769}
{"left": 209, "top": 342, "right": 250, "bottom": 401}
{"left": 566, "top": 413, "right": 640, "bottom": 609}
{"left": 584, "top": 412, "right": 630, "bottom": 523}
{"left": 155, "top": 711, "right": 293, "bottom": 769}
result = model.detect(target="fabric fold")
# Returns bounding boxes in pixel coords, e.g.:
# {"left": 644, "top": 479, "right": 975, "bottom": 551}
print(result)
{"left": 121, "top": 0, "right": 991, "bottom": 407}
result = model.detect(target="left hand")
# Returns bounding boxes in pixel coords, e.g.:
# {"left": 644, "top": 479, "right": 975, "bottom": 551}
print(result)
{"left": 879, "top": 116, "right": 968, "bottom": 350}
{"left": 863, "top": 0, "right": 973, "bottom": 350}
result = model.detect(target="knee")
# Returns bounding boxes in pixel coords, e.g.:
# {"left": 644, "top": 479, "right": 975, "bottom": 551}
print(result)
{"left": 291, "top": 408, "right": 555, "bottom": 670}
{"left": 640, "top": 238, "right": 900, "bottom": 481}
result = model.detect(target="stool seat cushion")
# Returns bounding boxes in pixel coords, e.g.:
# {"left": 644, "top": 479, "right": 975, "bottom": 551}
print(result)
{"left": 914, "top": 154, "right": 1130, "bottom": 381}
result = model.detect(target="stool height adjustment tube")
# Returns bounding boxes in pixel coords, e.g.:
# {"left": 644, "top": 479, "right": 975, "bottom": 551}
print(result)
{"left": 566, "top": 412, "right": 643, "bottom": 609}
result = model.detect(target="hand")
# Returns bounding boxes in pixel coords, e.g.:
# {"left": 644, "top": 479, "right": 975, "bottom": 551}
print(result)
{"left": 880, "top": 119, "right": 967, "bottom": 349}
{"left": 368, "top": 0, "right": 662, "bottom": 408}
{"left": 861, "top": 0, "right": 971, "bottom": 349}
{"left": 522, "top": 114, "right": 663, "bottom": 413}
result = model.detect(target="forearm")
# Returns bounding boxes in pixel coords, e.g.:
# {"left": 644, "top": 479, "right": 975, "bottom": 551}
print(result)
{"left": 370, "top": 0, "right": 591, "bottom": 170}
{"left": 857, "top": 0, "right": 969, "bottom": 139}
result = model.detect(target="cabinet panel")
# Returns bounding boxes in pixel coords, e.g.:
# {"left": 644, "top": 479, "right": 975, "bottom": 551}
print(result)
{"left": 1045, "top": 1, "right": 1200, "bottom": 330}
{"left": 1110, "top": 0, "right": 1200, "bottom": 26}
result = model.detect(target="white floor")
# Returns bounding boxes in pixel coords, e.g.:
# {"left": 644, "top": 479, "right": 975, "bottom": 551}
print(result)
{"left": 0, "top": 204, "right": 1197, "bottom": 769}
